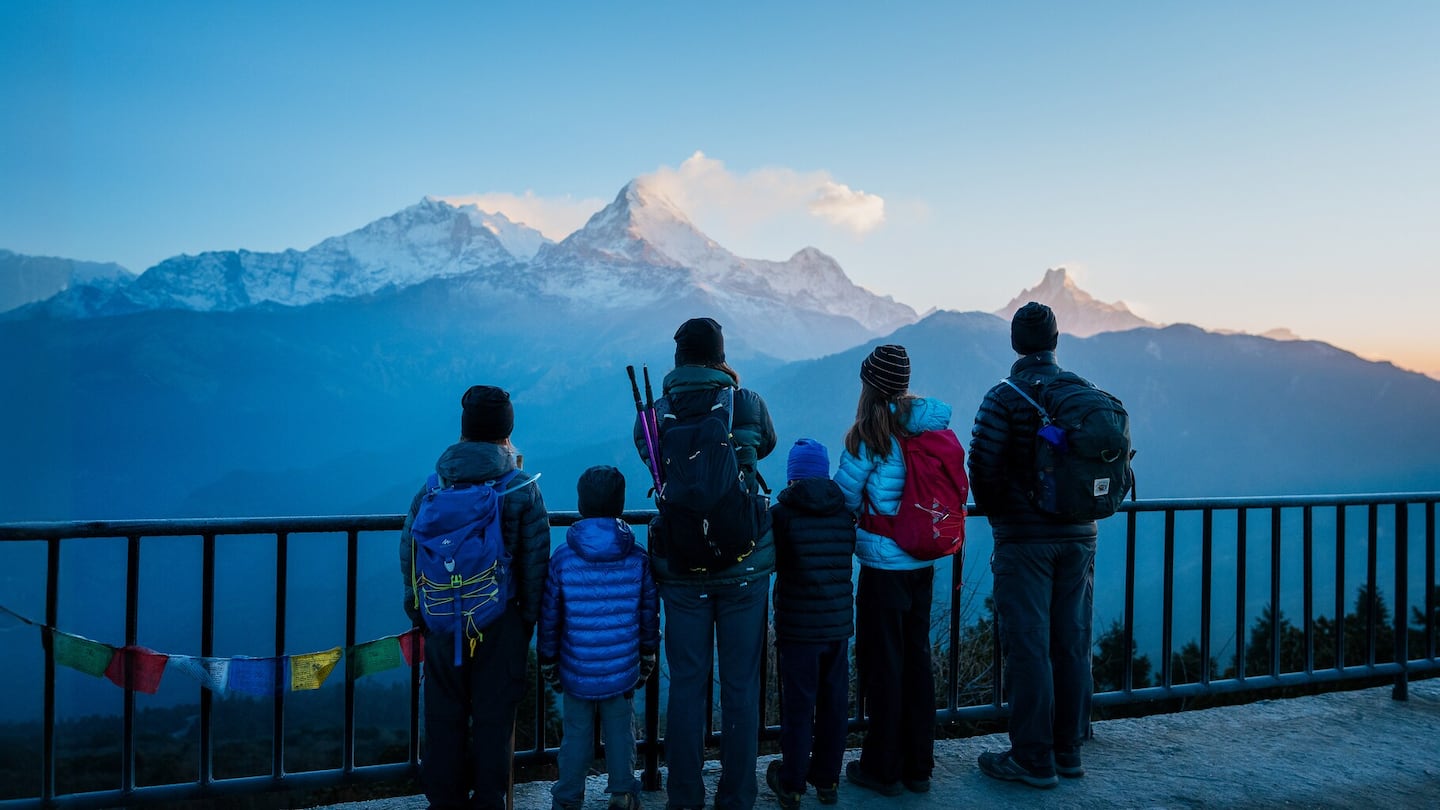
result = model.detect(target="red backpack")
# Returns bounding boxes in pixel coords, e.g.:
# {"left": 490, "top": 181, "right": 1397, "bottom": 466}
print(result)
{"left": 859, "top": 429, "right": 970, "bottom": 561}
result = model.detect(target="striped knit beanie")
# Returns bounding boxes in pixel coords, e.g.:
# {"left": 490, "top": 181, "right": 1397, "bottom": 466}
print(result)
{"left": 859, "top": 344, "right": 910, "bottom": 398}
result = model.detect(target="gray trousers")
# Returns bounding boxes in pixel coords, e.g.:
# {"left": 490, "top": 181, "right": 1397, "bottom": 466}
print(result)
{"left": 992, "top": 540, "right": 1095, "bottom": 773}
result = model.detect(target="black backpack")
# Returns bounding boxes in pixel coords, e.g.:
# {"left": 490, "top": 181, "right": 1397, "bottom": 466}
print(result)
{"left": 651, "top": 386, "right": 770, "bottom": 573}
{"left": 1003, "top": 372, "right": 1135, "bottom": 521}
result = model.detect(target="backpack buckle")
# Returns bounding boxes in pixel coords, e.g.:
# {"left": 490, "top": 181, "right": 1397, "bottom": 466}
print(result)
{"left": 450, "top": 574, "right": 464, "bottom": 587}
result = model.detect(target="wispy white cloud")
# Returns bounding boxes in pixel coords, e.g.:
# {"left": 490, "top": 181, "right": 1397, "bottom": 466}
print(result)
{"left": 441, "top": 152, "right": 889, "bottom": 257}
{"left": 640, "top": 151, "right": 886, "bottom": 237}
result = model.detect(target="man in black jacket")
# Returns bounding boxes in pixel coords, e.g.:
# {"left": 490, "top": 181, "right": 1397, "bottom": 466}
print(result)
{"left": 968, "top": 303, "right": 1095, "bottom": 789}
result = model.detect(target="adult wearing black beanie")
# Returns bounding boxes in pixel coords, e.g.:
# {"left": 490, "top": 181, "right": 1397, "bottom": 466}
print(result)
{"left": 968, "top": 303, "right": 1099, "bottom": 789}
{"left": 634, "top": 317, "right": 777, "bottom": 810}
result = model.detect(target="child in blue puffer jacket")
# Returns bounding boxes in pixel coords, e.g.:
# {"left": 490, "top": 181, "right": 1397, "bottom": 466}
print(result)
{"left": 538, "top": 466, "right": 660, "bottom": 810}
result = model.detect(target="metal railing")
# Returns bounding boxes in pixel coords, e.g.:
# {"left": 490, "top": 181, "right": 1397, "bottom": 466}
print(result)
{"left": 1, "top": 492, "right": 1436, "bottom": 808}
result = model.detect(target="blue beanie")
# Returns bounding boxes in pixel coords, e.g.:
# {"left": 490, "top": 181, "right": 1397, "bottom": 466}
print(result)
{"left": 786, "top": 438, "right": 830, "bottom": 482}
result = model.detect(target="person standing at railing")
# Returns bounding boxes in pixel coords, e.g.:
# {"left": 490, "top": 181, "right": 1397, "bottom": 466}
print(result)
{"left": 538, "top": 464, "right": 659, "bottom": 810}
{"left": 399, "top": 385, "right": 552, "bottom": 810}
{"left": 968, "top": 302, "right": 1096, "bottom": 789}
{"left": 633, "top": 317, "right": 777, "bottom": 810}
{"left": 833, "top": 344, "right": 954, "bottom": 797}
{"left": 765, "top": 438, "right": 857, "bottom": 810}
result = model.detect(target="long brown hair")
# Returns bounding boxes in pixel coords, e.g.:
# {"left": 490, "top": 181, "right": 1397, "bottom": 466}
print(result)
{"left": 677, "top": 360, "right": 740, "bottom": 385}
{"left": 844, "top": 383, "right": 914, "bottom": 461}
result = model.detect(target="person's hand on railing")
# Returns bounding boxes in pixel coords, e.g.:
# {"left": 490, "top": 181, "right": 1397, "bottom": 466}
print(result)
{"left": 540, "top": 660, "right": 561, "bottom": 693}
{"left": 637, "top": 652, "right": 657, "bottom": 685}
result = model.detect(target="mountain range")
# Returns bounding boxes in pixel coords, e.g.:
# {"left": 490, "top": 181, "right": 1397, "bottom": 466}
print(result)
{"left": 1, "top": 175, "right": 1437, "bottom": 524}
{"left": 5, "top": 181, "right": 915, "bottom": 361}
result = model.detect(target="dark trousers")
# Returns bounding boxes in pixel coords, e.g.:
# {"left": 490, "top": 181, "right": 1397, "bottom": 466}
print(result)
{"left": 659, "top": 578, "right": 768, "bottom": 810}
{"left": 854, "top": 566, "right": 934, "bottom": 784}
{"left": 421, "top": 611, "right": 529, "bottom": 810}
{"left": 992, "top": 540, "right": 1095, "bottom": 773}
{"left": 775, "top": 638, "right": 849, "bottom": 792}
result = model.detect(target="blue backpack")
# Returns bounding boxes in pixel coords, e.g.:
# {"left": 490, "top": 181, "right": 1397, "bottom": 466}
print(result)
{"left": 410, "top": 469, "right": 536, "bottom": 665}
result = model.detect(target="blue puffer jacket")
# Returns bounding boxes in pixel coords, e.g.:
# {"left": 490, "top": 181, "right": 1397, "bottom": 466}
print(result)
{"left": 537, "top": 517, "right": 661, "bottom": 701}
{"left": 833, "top": 397, "right": 953, "bottom": 571}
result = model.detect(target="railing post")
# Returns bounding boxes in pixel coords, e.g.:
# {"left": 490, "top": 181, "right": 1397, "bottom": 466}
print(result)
{"left": 1335, "top": 506, "right": 1346, "bottom": 669}
{"left": 1235, "top": 508, "right": 1247, "bottom": 678}
{"left": 1367, "top": 505, "right": 1379, "bottom": 668}
{"left": 274, "top": 531, "right": 289, "bottom": 780}
{"left": 200, "top": 533, "right": 216, "bottom": 788}
{"left": 42, "top": 536, "right": 59, "bottom": 805}
{"left": 1200, "top": 510, "right": 1213, "bottom": 685}
{"left": 123, "top": 535, "right": 140, "bottom": 797}
{"left": 1161, "top": 510, "right": 1175, "bottom": 687}
{"left": 1269, "top": 509, "right": 1281, "bottom": 677}
{"left": 1122, "top": 509, "right": 1137, "bottom": 693}
{"left": 1393, "top": 502, "right": 1409, "bottom": 701}
{"left": 344, "top": 529, "right": 359, "bottom": 772}
{"left": 642, "top": 666, "right": 661, "bottom": 791}
{"left": 1302, "top": 507, "right": 1314, "bottom": 674}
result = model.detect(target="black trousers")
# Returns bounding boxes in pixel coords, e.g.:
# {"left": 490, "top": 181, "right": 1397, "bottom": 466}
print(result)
{"left": 854, "top": 565, "right": 935, "bottom": 784}
{"left": 421, "top": 611, "right": 529, "bottom": 810}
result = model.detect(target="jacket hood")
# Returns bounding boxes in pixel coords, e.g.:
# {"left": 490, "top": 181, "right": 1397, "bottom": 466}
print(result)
{"left": 663, "top": 365, "right": 735, "bottom": 394}
{"left": 778, "top": 477, "right": 848, "bottom": 516}
{"left": 904, "top": 397, "right": 952, "bottom": 434}
{"left": 435, "top": 440, "right": 517, "bottom": 485}
{"left": 566, "top": 517, "right": 637, "bottom": 563}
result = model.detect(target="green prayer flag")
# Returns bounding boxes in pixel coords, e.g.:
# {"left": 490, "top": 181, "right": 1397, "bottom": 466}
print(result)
{"left": 350, "top": 636, "right": 402, "bottom": 678}
{"left": 52, "top": 631, "right": 114, "bottom": 677}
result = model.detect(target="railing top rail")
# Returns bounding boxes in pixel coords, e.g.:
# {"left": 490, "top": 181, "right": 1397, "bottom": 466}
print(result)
{"left": 1112, "top": 492, "right": 1440, "bottom": 512}
{"left": 1, "top": 493, "right": 1435, "bottom": 541}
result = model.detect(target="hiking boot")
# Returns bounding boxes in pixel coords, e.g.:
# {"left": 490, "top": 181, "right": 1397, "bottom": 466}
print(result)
{"left": 808, "top": 778, "right": 838, "bottom": 805}
{"left": 767, "top": 761, "right": 803, "bottom": 810}
{"left": 608, "top": 793, "right": 640, "bottom": 810}
{"left": 902, "top": 777, "right": 931, "bottom": 793}
{"left": 845, "top": 760, "right": 903, "bottom": 797}
{"left": 1054, "top": 750, "right": 1085, "bottom": 778}
{"left": 977, "top": 750, "right": 1059, "bottom": 789}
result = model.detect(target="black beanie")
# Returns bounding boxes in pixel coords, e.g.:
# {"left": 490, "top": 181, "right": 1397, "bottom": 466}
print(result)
{"left": 460, "top": 385, "right": 514, "bottom": 442}
{"left": 674, "top": 317, "right": 725, "bottom": 366}
{"left": 859, "top": 344, "right": 910, "bottom": 398}
{"left": 577, "top": 465, "right": 626, "bottom": 518}
{"left": 1011, "top": 302, "right": 1059, "bottom": 355}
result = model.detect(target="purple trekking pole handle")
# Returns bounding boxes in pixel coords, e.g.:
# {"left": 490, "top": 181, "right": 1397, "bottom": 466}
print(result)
{"left": 642, "top": 365, "right": 663, "bottom": 488}
{"left": 627, "top": 365, "right": 663, "bottom": 492}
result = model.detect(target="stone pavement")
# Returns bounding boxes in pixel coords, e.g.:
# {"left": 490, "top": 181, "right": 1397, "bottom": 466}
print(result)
{"left": 322, "top": 678, "right": 1440, "bottom": 810}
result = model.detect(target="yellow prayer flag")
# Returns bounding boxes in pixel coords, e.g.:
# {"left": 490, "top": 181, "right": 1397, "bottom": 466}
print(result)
{"left": 290, "top": 647, "right": 343, "bottom": 691}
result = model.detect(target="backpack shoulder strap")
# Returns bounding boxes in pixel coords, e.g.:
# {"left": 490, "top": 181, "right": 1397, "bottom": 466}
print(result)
{"left": 1001, "top": 378, "right": 1052, "bottom": 425}
{"left": 492, "top": 469, "right": 539, "bottom": 497}
{"left": 717, "top": 386, "right": 735, "bottom": 432}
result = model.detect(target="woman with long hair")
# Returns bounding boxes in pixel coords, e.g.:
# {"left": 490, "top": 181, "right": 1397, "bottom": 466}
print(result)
{"left": 832, "top": 344, "right": 955, "bottom": 797}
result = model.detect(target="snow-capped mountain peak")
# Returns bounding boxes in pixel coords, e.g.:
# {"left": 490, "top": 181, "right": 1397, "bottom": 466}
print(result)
{"left": 996, "top": 267, "right": 1156, "bottom": 337}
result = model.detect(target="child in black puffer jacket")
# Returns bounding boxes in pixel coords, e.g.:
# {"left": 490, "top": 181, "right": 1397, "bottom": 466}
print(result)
{"left": 766, "top": 438, "right": 858, "bottom": 809}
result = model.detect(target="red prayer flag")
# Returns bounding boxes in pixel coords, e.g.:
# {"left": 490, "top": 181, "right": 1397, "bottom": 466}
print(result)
{"left": 104, "top": 645, "right": 168, "bottom": 694}
{"left": 399, "top": 629, "right": 424, "bottom": 666}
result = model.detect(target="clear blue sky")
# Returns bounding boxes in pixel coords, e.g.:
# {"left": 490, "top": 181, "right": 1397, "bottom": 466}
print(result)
{"left": 2, "top": 2, "right": 1437, "bottom": 375}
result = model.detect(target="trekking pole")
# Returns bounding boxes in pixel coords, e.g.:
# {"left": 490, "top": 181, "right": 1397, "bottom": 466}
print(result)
{"left": 642, "top": 365, "right": 663, "bottom": 488}
{"left": 628, "top": 366, "right": 663, "bottom": 493}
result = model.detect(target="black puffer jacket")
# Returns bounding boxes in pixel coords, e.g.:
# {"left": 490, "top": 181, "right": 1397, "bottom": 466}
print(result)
{"left": 968, "top": 351, "right": 1098, "bottom": 543}
{"left": 770, "top": 477, "right": 856, "bottom": 642}
{"left": 400, "top": 441, "right": 551, "bottom": 627}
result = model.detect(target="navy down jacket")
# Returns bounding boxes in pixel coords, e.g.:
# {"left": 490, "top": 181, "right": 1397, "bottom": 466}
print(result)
{"left": 538, "top": 517, "right": 660, "bottom": 701}
{"left": 770, "top": 477, "right": 856, "bottom": 643}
